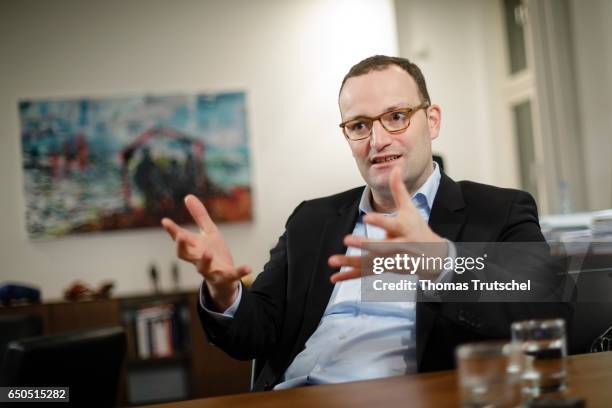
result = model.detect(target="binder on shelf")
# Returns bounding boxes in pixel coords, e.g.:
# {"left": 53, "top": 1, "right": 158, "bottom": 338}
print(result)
{"left": 132, "top": 303, "right": 183, "bottom": 359}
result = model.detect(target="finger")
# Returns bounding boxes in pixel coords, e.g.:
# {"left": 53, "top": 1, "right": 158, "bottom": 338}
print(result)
{"left": 197, "top": 252, "right": 251, "bottom": 282}
{"left": 330, "top": 268, "right": 361, "bottom": 283}
{"left": 176, "top": 236, "right": 197, "bottom": 262}
{"left": 389, "top": 167, "right": 421, "bottom": 218}
{"left": 363, "top": 213, "right": 403, "bottom": 237}
{"left": 176, "top": 231, "right": 201, "bottom": 262}
{"left": 230, "top": 265, "right": 252, "bottom": 280}
{"left": 196, "top": 250, "right": 213, "bottom": 275}
{"left": 343, "top": 234, "right": 368, "bottom": 249}
{"left": 389, "top": 166, "right": 411, "bottom": 209}
{"left": 184, "top": 195, "right": 217, "bottom": 233}
{"left": 217, "top": 263, "right": 252, "bottom": 281}
{"left": 161, "top": 218, "right": 182, "bottom": 240}
{"left": 328, "top": 254, "right": 362, "bottom": 269}
{"left": 174, "top": 228, "right": 201, "bottom": 247}
{"left": 215, "top": 265, "right": 252, "bottom": 285}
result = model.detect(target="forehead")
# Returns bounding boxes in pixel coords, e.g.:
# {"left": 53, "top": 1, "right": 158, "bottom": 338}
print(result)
{"left": 339, "top": 65, "right": 421, "bottom": 119}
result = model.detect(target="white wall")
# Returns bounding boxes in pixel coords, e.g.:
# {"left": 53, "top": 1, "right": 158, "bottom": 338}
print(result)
{"left": 0, "top": 0, "right": 398, "bottom": 300}
{"left": 569, "top": 0, "right": 612, "bottom": 211}
{"left": 394, "top": 0, "right": 517, "bottom": 188}
{"left": 395, "top": 0, "right": 612, "bottom": 213}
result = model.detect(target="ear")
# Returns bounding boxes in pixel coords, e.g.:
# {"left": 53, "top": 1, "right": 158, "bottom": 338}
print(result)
{"left": 426, "top": 104, "right": 441, "bottom": 141}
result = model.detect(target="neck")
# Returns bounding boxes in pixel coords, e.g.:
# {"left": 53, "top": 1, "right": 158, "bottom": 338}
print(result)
{"left": 370, "top": 190, "right": 396, "bottom": 213}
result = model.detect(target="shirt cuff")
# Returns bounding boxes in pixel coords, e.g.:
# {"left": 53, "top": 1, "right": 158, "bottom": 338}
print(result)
{"left": 198, "top": 281, "right": 242, "bottom": 320}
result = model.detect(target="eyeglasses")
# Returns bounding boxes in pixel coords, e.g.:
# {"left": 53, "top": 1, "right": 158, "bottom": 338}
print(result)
{"left": 339, "top": 103, "right": 430, "bottom": 141}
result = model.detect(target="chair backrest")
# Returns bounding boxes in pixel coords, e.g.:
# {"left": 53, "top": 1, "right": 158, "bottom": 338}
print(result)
{"left": 590, "top": 325, "right": 612, "bottom": 352}
{"left": 569, "top": 302, "right": 612, "bottom": 354}
{"left": 432, "top": 154, "right": 445, "bottom": 173}
{"left": 565, "top": 246, "right": 612, "bottom": 354}
{"left": 0, "top": 314, "right": 43, "bottom": 362}
{"left": 0, "top": 326, "right": 126, "bottom": 408}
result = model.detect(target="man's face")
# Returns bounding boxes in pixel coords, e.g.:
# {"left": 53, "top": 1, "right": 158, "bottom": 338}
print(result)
{"left": 339, "top": 65, "right": 440, "bottom": 197}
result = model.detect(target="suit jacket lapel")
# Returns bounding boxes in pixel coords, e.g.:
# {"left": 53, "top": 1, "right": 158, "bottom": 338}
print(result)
{"left": 417, "top": 172, "right": 467, "bottom": 370}
{"left": 293, "top": 190, "right": 361, "bottom": 359}
{"left": 428, "top": 172, "right": 467, "bottom": 242}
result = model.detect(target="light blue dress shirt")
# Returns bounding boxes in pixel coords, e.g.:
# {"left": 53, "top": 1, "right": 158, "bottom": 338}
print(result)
{"left": 201, "top": 163, "right": 452, "bottom": 389}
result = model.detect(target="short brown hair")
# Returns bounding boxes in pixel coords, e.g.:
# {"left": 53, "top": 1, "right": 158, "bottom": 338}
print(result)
{"left": 339, "top": 55, "right": 431, "bottom": 104}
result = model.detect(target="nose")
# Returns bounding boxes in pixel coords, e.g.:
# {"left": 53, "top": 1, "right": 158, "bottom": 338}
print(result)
{"left": 369, "top": 120, "right": 393, "bottom": 151}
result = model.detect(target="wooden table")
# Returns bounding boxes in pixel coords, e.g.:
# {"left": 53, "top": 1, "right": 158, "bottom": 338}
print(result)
{"left": 143, "top": 352, "right": 612, "bottom": 408}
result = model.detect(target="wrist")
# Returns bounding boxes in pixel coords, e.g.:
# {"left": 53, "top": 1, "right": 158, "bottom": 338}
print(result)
{"left": 207, "top": 281, "right": 240, "bottom": 312}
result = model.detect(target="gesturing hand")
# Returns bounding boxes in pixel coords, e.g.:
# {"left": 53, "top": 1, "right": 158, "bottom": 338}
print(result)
{"left": 161, "top": 195, "right": 250, "bottom": 311}
{"left": 328, "top": 166, "right": 448, "bottom": 283}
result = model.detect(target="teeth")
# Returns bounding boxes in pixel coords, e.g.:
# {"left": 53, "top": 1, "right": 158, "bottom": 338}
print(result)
{"left": 374, "top": 155, "right": 399, "bottom": 163}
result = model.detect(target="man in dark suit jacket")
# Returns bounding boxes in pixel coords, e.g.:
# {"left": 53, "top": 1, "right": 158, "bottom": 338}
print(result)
{"left": 162, "top": 55, "right": 570, "bottom": 391}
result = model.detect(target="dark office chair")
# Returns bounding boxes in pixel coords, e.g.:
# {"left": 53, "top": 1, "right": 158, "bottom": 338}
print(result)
{"left": 0, "top": 314, "right": 43, "bottom": 363}
{"left": 0, "top": 326, "right": 126, "bottom": 408}
{"left": 432, "top": 154, "right": 445, "bottom": 173}
{"left": 591, "top": 325, "right": 612, "bottom": 352}
{"left": 564, "top": 242, "right": 612, "bottom": 355}
{"left": 570, "top": 302, "right": 612, "bottom": 354}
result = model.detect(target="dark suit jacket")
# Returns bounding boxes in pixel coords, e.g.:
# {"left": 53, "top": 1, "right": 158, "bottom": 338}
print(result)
{"left": 198, "top": 173, "right": 571, "bottom": 391}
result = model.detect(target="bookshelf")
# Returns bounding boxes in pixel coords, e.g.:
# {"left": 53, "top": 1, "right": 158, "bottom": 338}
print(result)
{"left": 0, "top": 291, "right": 251, "bottom": 406}
{"left": 120, "top": 294, "right": 194, "bottom": 405}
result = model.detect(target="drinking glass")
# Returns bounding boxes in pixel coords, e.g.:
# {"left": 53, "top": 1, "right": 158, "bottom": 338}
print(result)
{"left": 456, "top": 341, "right": 523, "bottom": 408}
{"left": 511, "top": 319, "right": 567, "bottom": 397}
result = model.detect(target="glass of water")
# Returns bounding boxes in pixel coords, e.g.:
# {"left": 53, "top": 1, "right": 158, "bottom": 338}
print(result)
{"left": 511, "top": 319, "right": 567, "bottom": 398}
{"left": 456, "top": 341, "right": 523, "bottom": 408}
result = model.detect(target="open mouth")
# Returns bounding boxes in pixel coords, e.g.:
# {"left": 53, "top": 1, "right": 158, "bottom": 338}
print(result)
{"left": 371, "top": 155, "right": 401, "bottom": 165}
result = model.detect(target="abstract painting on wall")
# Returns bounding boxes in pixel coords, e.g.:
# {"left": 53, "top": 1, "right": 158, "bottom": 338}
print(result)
{"left": 19, "top": 92, "right": 252, "bottom": 239}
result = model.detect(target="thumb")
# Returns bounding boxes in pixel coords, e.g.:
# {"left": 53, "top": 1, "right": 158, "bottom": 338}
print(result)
{"left": 228, "top": 265, "right": 251, "bottom": 282}
{"left": 389, "top": 166, "right": 410, "bottom": 209}
{"left": 235, "top": 265, "right": 251, "bottom": 278}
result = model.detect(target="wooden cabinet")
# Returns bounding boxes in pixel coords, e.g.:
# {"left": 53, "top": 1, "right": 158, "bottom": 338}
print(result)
{"left": 0, "top": 291, "right": 251, "bottom": 406}
{"left": 48, "top": 299, "right": 122, "bottom": 333}
{"left": 186, "top": 294, "right": 251, "bottom": 398}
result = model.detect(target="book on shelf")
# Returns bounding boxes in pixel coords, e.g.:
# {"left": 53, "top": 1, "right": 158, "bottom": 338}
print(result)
{"left": 127, "top": 303, "right": 189, "bottom": 360}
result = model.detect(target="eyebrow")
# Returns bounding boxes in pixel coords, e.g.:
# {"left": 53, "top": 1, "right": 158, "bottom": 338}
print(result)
{"left": 344, "top": 104, "right": 412, "bottom": 122}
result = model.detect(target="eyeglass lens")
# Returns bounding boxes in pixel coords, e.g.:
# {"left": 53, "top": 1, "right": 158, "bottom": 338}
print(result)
{"left": 345, "top": 110, "right": 413, "bottom": 140}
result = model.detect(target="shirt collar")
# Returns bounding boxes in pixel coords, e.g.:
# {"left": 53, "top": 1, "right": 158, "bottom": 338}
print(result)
{"left": 358, "top": 161, "right": 441, "bottom": 215}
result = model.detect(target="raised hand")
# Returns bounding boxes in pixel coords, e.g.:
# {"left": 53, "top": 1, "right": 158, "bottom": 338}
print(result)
{"left": 161, "top": 195, "right": 250, "bottom": 311}
{"left": 328, "top": 166, "right": 448, "bottom": 283}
